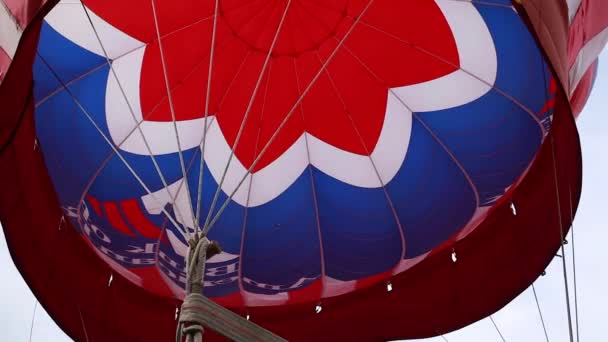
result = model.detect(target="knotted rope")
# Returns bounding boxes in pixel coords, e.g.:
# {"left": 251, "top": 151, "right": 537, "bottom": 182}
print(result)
{"left": 176, "top": 234, "right": 221, "bottom": 342}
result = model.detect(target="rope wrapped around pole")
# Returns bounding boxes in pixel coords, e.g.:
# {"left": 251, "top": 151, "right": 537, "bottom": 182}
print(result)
{"left": 175, "top": 234, "right": 287, "bottom": 342}
{"left": 177, "top": 234, "right": 221, "bottom": 342}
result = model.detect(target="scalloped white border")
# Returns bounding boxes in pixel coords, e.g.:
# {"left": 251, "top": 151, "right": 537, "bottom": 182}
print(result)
{"left": 45, "top": 0, "right": 497, "bottom": 209}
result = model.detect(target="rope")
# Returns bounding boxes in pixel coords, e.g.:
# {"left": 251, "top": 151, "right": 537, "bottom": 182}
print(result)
{"left": 490, "top": 316, "right": 506, "bottom": 342}
{"left": 195, "top": 0, "right": 220, "bottom": 232}
{"left": 177, "top": 234, "right": 221, "bottom": 342}
{"left": 203, "top": 0, "right": 377, "bottom": 235}
{"left": 549, "top": 135, "right": 575, "bottom": 342}
{"left": 80, "top": 2, "right": 190, "bottom": 236}
{"left": 568, "top": 187, "right": 581, "bottom": 342}
{"left": 532, "top": 284, "right": 550, "bottom": 342}
{"left": 28, "top": 300, "right": 37, "bottom": 342}
{"left": 202, "top": 0, "right": 293, "bottom": 234}
{"left": 150, "top": 0, "right": 198, "bottom": 231}
{"left": 36, "top": 54, "right": 188, "bottom": 240}
{"left": 177, "top": 294, "right": 207, "bottom": 342}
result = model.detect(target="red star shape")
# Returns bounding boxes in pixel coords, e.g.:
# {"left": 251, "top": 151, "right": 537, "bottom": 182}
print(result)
{"left": 85, "top": 0, "right": 460, "bottom": 171}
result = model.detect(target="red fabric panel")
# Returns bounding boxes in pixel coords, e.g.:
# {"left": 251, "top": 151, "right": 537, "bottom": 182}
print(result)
{"left": 103, "top": 202, "right": 136, "bottom": 237}
{"left": 567, "top": 0, "right": 608, "bottom": 67}
{"left": 86, "top": 195, "right": 103, "bottom": 217}
{"left": 129, "top": 266, "right": 176, "bottom": 299}
{"left": 0, "top": 1, "right": 583, "bottom": 341}
{"left": 0, "top": 52, "right": 582, "bottom": 342}
{"left": 120, "top": 199, "right": 163, "bottom": 239}
{"left": 0, "top": 47, "right": 10, "bottom": 83}
{"left": 570, "top": 59, "right": 598, "bottom": 117}
{"left": 518, "top": 0, "right": 570, "bottom": 92}
{"left": 0, "top": 13, "right": 40, "bottom": 152}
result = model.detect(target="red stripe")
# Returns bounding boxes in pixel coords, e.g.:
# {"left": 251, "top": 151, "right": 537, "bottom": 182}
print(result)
{"left": 86, "top": 195, "right": 102, "bottom": 217}
{"left": 568, "top": 0, "right": 608, "bottom": 66}
{"left": 120, "top": 199, "right": 163, "bottom": 240}
{"left": 570, "top": 59, "right": 598, "bottom": 117}
{"left": 103, "top": 201, "right": 136, "bottom": 237}
{"left": 0, "top": 47, "right": 11, "bottom": 83}
{"left": 286, "top": 279, "right": 323, "bottom": 305}
{"left": 214, "top": 291, "right": 245, "bottom": 308}
{"left": 549, "top": 77, "right": 557, "bottom": 94}
{"left": 354, "top": 269, "right": 392, "bottom": 291}
{"left": 537, "top": 98, "right": 556, "bottom": 117}
{"left": 129, "top": 266, "right": 175, "bottom": 298}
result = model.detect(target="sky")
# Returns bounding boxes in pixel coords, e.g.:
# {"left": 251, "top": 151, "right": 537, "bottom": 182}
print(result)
{"left": 1, "top": 52, "right": 607, "bottom": 342}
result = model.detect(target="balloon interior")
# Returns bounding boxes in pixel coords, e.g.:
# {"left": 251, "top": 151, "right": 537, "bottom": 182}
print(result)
{"left": 0, "top": 0, "right": 604, "bottom": 340}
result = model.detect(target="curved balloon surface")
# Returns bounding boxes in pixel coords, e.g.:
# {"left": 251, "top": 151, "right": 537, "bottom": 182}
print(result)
{"left": 0, "top": 0, "right": 606, "bottom": 340}
{"left": 33, "top": 0, "right": 556, "bottom": 305}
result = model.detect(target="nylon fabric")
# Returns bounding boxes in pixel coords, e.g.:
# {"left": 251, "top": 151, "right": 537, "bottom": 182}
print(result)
{"left": 0, "top": 0, "right": 595, "bottom": 341}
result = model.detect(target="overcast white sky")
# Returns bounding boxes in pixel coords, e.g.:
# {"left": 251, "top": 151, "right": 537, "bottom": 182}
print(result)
{"left": 1, "top": 52, "right": 606, "bottom": 341}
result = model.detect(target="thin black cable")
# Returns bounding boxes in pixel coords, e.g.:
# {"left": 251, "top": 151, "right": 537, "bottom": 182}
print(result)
{"left": 549, "top": 135, "right": 575, "bottom": 342}
{"left": 36, "top": 53, "right": 186, "bottom": 236}
{"left": 80, "top": 2, "right": 190, "bottom": 237}
{"left": 28, "top": 300, "right": 37, "bottom": 342}
{"left": 490, "top": 316, "right": 506, "bottom": 342}
{"left": 568, "top": 188, "right": 581, "bottom": 342}
{"left": 532, "top": 284, "right": 551, "bottom": 342}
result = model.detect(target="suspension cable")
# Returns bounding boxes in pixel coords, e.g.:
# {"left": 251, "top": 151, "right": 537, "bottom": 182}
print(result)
{"left": 150, "top": 0, "right": 198, "bottom": 230}
{"left": 37, "top": 54, "right": 189, "bottom": 240}
{"left": 28, "top": 300, "right": 37, "bottom": 342}
{"left": 194, "top": 0, "right": 220, "bottom": 233}
{"left": 568, "top": 187, "right": 581, "bottom": 342}
{"left": 531, "top": 284, "right": 550, "bottom": 342}
{"left": 202, "top": 0, "right": 293, "bottom": 233}
{"left": 490, "top": 315, "right": 506, "bottom": 342}
{"left": 79, "top": 2, "right": 189, "bottom": 234}
{"left": 203, "top": 0, "right": 377, "bottom": 235}
{"left": 549, "top": 135, "right": 575, "bottom": 342}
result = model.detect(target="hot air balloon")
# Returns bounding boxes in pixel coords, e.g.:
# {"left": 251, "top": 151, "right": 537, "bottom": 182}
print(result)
{"left": 0, "top": 0, "right": 606, "bottom": 340}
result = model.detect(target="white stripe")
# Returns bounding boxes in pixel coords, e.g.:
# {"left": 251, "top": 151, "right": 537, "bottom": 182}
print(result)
{"left": 45, "top": 1, "right": 144, "bottom": 59}
{"left": 0, "top": 1, "right": 22, "bottom": 59}
{"left": 569, "top": 26, "right": 608, "bottom": 94}
{"left": 567, "top": 0, "right": 583, "bottom": 22}
{"left": 393, "top": 0, "right": 497, "bottom": 113}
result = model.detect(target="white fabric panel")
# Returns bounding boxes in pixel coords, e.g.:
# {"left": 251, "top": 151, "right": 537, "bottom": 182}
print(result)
{"left": 45, "top": 1, "right": 144, "bottom": 59}
{"left": 368, "top": 92, "right": 412, "bottom": 185}
{"left": 202, "top": 118, "right": 253, "bottom": 206}
{"left": 308, "top": 134, "right": 381, "bottom": 188}
{"left": 569, "top": 26, "right": 608, "bottom": 94}
{"left": 567, "top": 0, "right": 584, "bottom": 22}
{"left": 0, "top": 1, "right": 22, "bottom": 58}
{"left": 141, "top": 178, "right": 197, "bottom": 228}
{"left": 393, "top": 0, "right": 497, "bottom": 113}
{"left": 249, "top": 135, "right": 309, "bottom": 206}
{"left": 106, "top": 47, "right": 210, "bottom": 155}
